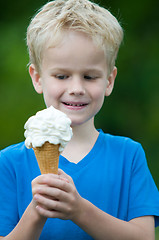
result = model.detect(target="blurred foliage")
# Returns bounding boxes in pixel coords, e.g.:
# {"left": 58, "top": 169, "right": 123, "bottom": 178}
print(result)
{"left": 95, "top": 0, "right": 159, "bottom": 190}
{"left": 0, "top": 0, "right": 159, "bottom": 223}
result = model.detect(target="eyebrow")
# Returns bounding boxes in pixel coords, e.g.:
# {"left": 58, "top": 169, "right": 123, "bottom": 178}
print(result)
{"left": 49, "top": 68, "right": 104, "bottom": 75}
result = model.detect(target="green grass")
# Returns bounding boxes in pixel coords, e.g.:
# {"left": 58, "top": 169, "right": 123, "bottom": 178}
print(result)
{"left": 156, "top": 227, "right": 159, "bottom": 239}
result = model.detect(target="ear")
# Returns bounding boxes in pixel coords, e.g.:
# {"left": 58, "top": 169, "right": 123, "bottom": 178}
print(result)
{"left": 29, "top": 64, "right": 43, "bottom": 94}
{"left": 105, "top": 66, "right": 117, "bottom": 96}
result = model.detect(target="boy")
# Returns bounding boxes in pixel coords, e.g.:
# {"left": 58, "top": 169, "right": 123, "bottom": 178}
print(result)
{"left": 0, "top": 0, "right": 159, "bottom": 239}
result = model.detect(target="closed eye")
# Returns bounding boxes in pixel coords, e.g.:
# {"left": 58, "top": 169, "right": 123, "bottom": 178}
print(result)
{"left": 55, "top": 74, "right": 68, "bottom": 80}
{"left": 84, "top": 75, "right": 97, "bottom": 80}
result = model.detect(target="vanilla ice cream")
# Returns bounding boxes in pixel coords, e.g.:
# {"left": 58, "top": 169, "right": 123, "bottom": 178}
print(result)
{"left": 24, "top": 106, "right": 73, "bottom": 152}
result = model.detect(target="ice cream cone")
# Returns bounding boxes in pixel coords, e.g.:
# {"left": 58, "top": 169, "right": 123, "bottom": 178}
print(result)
{"left": 24, "top": 107, "right": 72, "bottom": 172}
{"left": 33, "top": 141, "right": 60, "bottom": 174}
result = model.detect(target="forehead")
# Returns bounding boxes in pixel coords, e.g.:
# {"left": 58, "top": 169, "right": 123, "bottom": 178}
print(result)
{"left": 42, "top": 30, "right": 107, "bottom": 70}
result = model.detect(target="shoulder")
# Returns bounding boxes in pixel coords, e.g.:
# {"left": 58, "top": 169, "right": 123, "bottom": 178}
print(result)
{"left": 0, "top": 142, "right": 34, "bottom": 170}
{"left": 100, "top": 130, "right": 142, "bottom": 152}
{"left": 99, "top": 130, "right": 146, "bottom": 166}
{"left": 0, "top": 142, "right": 25, "bottom": 171}
{"left": 0, "top": 142, "right": 39, "bottom": 179}
{"left": 1, "top": 141, "right": 26, "bottom": 152}
{"left": 0, "top": 142, "right": 27, "bottom": 161}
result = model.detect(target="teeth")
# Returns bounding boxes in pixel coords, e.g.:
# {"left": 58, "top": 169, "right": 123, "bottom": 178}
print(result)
{"left": 65, "top": 103, "right": 85, "bottom": 106}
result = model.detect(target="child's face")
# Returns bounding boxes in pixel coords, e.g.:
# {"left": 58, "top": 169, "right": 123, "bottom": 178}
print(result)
{"left": 30, "top": 31, "right": 116, "bottom": 127}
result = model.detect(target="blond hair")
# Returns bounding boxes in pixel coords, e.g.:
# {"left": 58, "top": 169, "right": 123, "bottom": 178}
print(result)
{"left": 27, "top": 0, "right": 123, "bottom": 75}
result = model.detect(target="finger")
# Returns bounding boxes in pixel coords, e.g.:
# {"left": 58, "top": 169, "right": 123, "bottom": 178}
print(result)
{"left": 36, "top": 204, "right": 67, "bottom": 219}
{"left": 34, "top": 193, "right": 69, "bottom": 213}
{"left": 32, "top": 174, "right": 54, "bottom": 187}
{"left": 42, "top": 175, "right": 71, "bottom": 192}
{"left": 58, "top": 169, "right": 71, "bottom": 181}
{"left": 32, "top": 174, "right": 52, "bottom": 197}
{"left": 34, "top": 171, "right": 70, "bottom": 186}
{"left": 34, "top": 193, "right": 59, "bottom": 210}
{"left": 37, "top": 173, "right": 68, "bottom": 185}
{"left": 33, "top": 184, "right": 70, "bottom": 202}
{"left": 58, "top": 168, "right": 66, "bottom": 176}
{"left": 58, "top": 169, "right": 74, "bottom": 184}
{"left": 32, "top": 173, "right": 73, "bottom": 199}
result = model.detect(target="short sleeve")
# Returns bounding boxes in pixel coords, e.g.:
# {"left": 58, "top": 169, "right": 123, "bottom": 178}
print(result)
{"left": 0, "top": 151, "right": 19, "bottom": 236}
{"left": 128, "top": 144, "right": 159, "bottom": 227}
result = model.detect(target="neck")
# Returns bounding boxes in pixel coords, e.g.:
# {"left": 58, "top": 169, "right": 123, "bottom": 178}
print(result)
{"left": 71, "top": 118, "right": 99, "bottom": 144}
{"left": 61, "top": 118, "right": 99, "bottom": 163}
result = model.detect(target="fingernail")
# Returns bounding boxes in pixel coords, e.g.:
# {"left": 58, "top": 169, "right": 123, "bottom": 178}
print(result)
{"left": 34, "top": 194, "right": 38, "bottom": 200}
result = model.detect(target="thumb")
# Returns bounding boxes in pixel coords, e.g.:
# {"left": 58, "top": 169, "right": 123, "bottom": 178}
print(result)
{"left": 58, "top": 169, "right": 70, "bottom": 182}
{"left": 58, "top": 169, "right": 73, "bottom": 183}
{"left": 58, "top": 168, "right": 66, "bottom": 176}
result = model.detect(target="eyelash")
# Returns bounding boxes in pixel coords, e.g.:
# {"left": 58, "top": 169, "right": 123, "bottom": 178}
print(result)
{"left": 54, "top": 75, "right": 97, "bottom": 80}
{"left": 84, "top": 75, "right": 97, "bottom": 80}
{"left": 55, "top": 75, "right": 68, "bottom": 80}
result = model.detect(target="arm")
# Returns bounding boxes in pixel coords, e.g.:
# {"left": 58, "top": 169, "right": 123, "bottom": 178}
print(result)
{"left": 0, "top": 151, "right": 46, "bottom": 240}
{"left": 0, "top": 201, "right": 46, "bottom": 240}
{"left": 73, "top": 198, "right": 155, "bottom": 240}
{"left": 32, "top": 169, "right": 155, "bottom": 240}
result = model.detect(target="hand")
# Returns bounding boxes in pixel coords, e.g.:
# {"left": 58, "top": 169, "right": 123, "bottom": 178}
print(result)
{"left": 32, "top": 169, "right": 83, "bottom": 221}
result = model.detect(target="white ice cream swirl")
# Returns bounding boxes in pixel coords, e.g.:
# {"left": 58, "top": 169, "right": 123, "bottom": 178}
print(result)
{"left": 24, "top": 106, "right": 73, "bottom": 152}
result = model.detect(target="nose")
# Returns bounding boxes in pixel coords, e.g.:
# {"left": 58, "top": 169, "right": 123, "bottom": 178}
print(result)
{"left": 68, "top": 76, "right": 85, "bottom": 96}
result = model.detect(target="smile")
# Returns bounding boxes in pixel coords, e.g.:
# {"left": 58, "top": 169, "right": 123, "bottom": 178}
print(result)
{"left": 64, "top": 102, "right": 87, "bottom": 106}
{"left": 62, "top": 102, "right": 88, "bottom": 109}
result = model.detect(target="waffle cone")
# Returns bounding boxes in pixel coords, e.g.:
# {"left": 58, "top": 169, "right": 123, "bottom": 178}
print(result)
{"left": 33, "top": 142, "right": 60, "bottom": 174}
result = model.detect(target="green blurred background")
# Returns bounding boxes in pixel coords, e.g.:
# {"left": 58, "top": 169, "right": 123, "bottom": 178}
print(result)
{"left": 0, "top": 0, "right": 159, "bottom": 235}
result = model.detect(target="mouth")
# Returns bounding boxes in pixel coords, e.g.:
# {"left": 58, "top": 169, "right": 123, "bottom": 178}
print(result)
{"left": 62, "top": 101, "right": 88, "bottom": 109}
{"left": 63, "top": 102, "right": 87, "bottom": 106}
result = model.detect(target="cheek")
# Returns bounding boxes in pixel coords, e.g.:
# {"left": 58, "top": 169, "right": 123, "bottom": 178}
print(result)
{"left": 95, "top": 93, "right": 105, "bottom": 108}
{"left": 90, "top": 85, "right": 106, "bottom": 113}
{"left": 91, "top": 85, "right": 106, "bottom": 102}
{"left": 42, "top": 82, "right": 62, "bottom": 105}
{"left": 44, "top": 80, "right": 63, "bottom": 96}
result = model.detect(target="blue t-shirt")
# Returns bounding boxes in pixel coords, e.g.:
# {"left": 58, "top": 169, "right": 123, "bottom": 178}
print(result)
{"left": 0, "top": 130, "right": 159, "bottom": 239}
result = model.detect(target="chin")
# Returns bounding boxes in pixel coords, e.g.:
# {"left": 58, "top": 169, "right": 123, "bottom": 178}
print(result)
{"left": 70, "top": 120, "right": 84, "bottom": 127}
